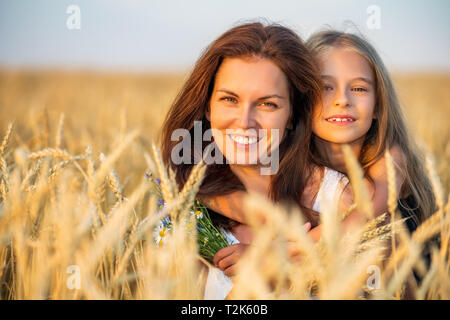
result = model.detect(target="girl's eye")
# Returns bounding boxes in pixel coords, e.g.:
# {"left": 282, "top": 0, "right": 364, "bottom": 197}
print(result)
{"left": 352, "top": 87, "right": 368, "bottom": 92}
{"left": 323, "top": 85, "right": 333, "bottom": 91}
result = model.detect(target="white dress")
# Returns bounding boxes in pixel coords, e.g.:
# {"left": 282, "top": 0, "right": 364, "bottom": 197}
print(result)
{"left": 202, "top": 166, "right": 349, "bottom": 300}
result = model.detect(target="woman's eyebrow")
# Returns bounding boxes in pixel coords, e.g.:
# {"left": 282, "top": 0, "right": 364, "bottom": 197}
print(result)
{"left": 217, "top": 89, "right": 239, "bottom": 97}
{"left": 321, "top": 75, "right": 334, "bottom": 81}
{"left": 258, "top": 94, "right": 285, "bottom": 100}
{"left": 216, "top": 89, "right": 285, "bottom": 100}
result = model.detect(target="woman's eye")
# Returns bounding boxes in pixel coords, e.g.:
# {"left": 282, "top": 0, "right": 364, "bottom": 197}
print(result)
{"left": 352, "top": 87, "right": 368, "bottom": 92}
{"left": 260, "top": 101, "right": 278, "bottom": 108}
{"left": 220, "top": 96, "right": 237, "bottom": 103}
{"left": 323, "top": 85, "right": 333, "bottom": 91}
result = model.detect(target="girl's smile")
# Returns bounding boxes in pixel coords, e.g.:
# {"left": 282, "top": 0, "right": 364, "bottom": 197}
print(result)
{"left": 324, "top": 114, "right": 357, "bottom": 125}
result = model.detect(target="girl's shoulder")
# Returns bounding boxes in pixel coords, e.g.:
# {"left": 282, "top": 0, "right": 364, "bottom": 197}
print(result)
{"left": 368, "top": 144, "right": 407, "bottom": 179}
{"left": 300, "top": 165, "right": 325, "bottom": 209}
{"left": 306, "top": 166, "right": 350, "bottom": 214}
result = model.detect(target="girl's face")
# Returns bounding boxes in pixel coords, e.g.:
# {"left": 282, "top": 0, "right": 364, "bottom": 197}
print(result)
{"left": 312, "top": 47, "right": 376, "bottom": 145}
{"left": 206, "top": 56, "right": 291, "bottom": 166}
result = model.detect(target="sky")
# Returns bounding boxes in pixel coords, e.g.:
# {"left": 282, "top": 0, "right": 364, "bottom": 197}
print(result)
{"left": 0, "top": 0, "right": 449, "bottom": 72}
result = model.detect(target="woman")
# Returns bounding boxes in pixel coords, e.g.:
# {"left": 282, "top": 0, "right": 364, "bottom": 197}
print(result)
{"left": 158, "top": 21, "right": 323, "bottom": 299}
{"left": 159, "top": 21, "right": 322, "bottom": 221}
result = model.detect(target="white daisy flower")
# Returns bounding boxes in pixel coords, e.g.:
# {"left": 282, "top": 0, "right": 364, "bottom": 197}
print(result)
{"left": 193, "top": 210, "right": 203, "bottom": 219}
{"left": 153, "top": 219, "right": 168, "bottom": 246}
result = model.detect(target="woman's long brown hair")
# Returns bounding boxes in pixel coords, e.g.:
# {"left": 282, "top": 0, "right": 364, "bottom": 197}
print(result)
{"left": 159, "top": 21, "right": 322, "bottom": 222}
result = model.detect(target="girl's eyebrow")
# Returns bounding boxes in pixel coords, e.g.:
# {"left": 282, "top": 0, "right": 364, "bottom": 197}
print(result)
{"left": 352, "top": 77, "right": 374, "bottom": 85}
{"left": 216, "top": 88, "right": 286, "bottom": 100}
{"left": 321, "top": 75, "right": 373, "bottom": 85}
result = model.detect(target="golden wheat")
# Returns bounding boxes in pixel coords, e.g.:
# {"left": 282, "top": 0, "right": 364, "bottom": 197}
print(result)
{"left": 0, "top": 70, "right": 448, "bottom": 300}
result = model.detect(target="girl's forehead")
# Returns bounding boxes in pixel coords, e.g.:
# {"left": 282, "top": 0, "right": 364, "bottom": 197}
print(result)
{"left": 318, "top": 47, "right": 374, "bottom": 81}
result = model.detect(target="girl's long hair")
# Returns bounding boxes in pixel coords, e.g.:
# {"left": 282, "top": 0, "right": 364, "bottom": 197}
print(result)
{"left": 159, "top": 21, "right": 322, "bottom": 223}
{"left": 306, "top": 30, "right": 435, "bottom": 224}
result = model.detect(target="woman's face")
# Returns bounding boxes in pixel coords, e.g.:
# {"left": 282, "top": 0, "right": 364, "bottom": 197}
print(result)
{"left": 312, "top": 47, "right": 376, "bottom": 145}
{"left": 206, "top": 56, "right": 292, "bottom": 166}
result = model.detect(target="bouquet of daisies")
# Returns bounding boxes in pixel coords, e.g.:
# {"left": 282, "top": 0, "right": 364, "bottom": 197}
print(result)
{"left": 145, "top": 171, "right": 230, "bottom": 262}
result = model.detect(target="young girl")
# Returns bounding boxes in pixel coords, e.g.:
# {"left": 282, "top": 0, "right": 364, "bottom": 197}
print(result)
{"left": 209, "top": 30, "right": 436, "bottom": 280}
{"left": 308, "top": 30, "right": 434, "bottom": 233}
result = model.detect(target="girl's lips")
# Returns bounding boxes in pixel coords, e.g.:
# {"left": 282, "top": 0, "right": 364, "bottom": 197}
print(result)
{"left": 325, "top": 115, "right": 356, "bottom": 125}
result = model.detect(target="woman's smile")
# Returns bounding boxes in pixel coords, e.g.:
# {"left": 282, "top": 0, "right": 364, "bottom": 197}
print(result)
{"left": 227, "top": 134, "right": 262, "bottom": 149}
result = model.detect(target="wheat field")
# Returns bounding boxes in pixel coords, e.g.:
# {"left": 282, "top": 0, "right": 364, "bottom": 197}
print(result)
{"left": 0, "top": 70, "right": 448, "bottom": 300}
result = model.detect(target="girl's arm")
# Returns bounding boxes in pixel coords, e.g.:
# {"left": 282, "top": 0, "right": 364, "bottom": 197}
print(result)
{"left": 308, "top": 145, "right": 407, "bottom": 243}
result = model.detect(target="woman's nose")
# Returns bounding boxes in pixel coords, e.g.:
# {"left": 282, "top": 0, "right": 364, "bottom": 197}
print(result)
{"left": 238, "top": 104, "right": 256, "bottom": 128}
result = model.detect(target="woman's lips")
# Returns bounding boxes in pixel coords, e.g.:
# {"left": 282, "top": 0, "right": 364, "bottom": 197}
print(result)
{"left": 227, "top": 134, "right": 262, "bottom": 149}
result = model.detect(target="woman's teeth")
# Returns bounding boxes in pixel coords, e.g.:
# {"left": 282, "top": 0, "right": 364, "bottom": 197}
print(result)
{"left": 326, "top": 118, "right": 354, "bottom": 122}
{"left": 229, "top": 135, "right": 259, "bottom": 145}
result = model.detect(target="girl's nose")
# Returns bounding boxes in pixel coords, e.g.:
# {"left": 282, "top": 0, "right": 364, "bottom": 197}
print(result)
{"left": 333, "top": 88, "right": 351, "bottom": 107}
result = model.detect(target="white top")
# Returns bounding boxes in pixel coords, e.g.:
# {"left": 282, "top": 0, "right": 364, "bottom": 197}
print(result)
{"left": 312, "top": 167, "right": 349, "bottom": 213}
{"left": 203, "top": 166, "right": 349, "bottom": 300}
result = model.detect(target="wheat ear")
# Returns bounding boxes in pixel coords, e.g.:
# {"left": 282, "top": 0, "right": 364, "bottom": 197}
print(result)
{"left": 342, "top": 144, "right": 374, "bottom": 219}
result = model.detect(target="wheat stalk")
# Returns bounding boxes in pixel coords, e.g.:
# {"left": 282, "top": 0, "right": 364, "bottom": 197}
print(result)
{"left": 0, "top": 156, "right": 8, "bottom": 197}
{"left": 150, "top": 142, "right": 176, "bottom": 203}
{"left": 426, "top": 155, "right": 444, "bottom": 211}
{"left": 340, "top": 203, "right": 357, "bottom": 221}
{"left": 360, "top": 218, "right": 408, "bottom": 243}
{"left": 172, "top": 159, "right": 207, "bottom": 221}
{"left": 28, "top": 148, "right": 87, "bottom": 162}
{"left": 100, "top": 153, "right": 123, "bottom": 202}
{"left": 363, "top": 212, "right": 390, "bottom": 232}
{"left": 385, "top": 148, "right": 401, "bottom": 296}
{"left": 0, "top": 123, "right": 13, "bottom": 200}
{"left": 0, "top": 123, "right": 13, "bottom": 156}
{"left": 342, "top": 144, "right": 374, "bottom": 219}
{"left": 413, "top": 199, "right": 449, "bottom": 244}
{"left": 55, "top": 113, "right": 65, "bottom": 149}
